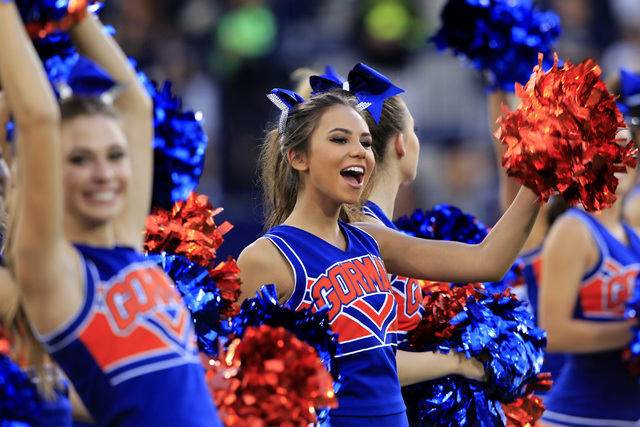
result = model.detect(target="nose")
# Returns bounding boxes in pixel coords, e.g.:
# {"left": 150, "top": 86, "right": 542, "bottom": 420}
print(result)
{"left": 350, "top": 139, "right": 367, "bottom": 158}
{"left": 93, "top": 158, "right": 115, "bottom": 181}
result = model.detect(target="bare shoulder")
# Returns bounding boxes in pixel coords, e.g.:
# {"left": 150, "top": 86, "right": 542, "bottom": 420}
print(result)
{"left": 237, "top": 237, "right": 295, "bottom": 303}
{"left": 543, "top": 213, "right": 596, "bottom": 264}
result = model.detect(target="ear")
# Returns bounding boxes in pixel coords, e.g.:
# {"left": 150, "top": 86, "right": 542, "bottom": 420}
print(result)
{"left": 286, "top": 149, "right": 309, "bottom": 172}
{"left": 394, "top": 133, "right": 406, "bottom": 159}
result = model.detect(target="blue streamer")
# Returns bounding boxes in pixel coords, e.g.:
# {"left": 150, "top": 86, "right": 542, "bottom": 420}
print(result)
{"left": 430, "top": 0, "right": 562, "bottom": 91}
{"left": 146, "top": 80, "right": 209, "bottom": 210}
{"left": 0, "top": 353, "right": 41, "bottom": 425}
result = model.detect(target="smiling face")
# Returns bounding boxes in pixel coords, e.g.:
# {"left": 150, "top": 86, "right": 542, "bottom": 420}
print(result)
{"left": 292, "top": 104, "right": 374, "bottom": 208}
{"left": 61, "top": 114, "right": 130, "bottom": 227}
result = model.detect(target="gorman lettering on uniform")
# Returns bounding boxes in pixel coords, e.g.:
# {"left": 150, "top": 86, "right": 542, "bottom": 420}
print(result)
{"left": 78, "top": 263, "right": 195, "bottom": 381}
{"left": 304, "top": 255, "right": 398, "bottom": 356}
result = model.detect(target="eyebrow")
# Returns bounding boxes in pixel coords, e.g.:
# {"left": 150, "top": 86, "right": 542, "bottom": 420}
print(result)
{"left": 328, "top": 128, "right": 372, "bottom": 138}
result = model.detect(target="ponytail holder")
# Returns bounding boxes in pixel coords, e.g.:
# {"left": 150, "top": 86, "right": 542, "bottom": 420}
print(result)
{"left": 310, "top": 63, "right": 404, "bottom": 124}
{"left": 266, "top": 88, "right": 306, "bottom": 134}
{"left": 619, "top": 69, "right": 640, "bottom": 124}
{"left": 57, "top": 55, "right": 123, "bottom": 103}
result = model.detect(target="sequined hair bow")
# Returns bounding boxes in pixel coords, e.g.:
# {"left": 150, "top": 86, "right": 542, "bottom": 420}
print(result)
{"left": 618, "top": 69, "right": 640, "bottom": 125}
{"left": 266, "top": 88, "right": 306, "bottom": 134}
{"left": 310, "top": 63, "right": 405, "bottom": 124}
{"left": 57, "top": 55, "right": 122, "bottom": 103}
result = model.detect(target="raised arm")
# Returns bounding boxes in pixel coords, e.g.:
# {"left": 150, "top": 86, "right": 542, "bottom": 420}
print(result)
{"left": 538, "top": 216, "right": 634, "bottom": 353}
{"left": 68, "top": 10, "right": 153, "bottom": 248}
{"left": 359, "top": 186, "right": 540, "bottom": 284}
{"left": 0, "top": 2, "right": 79, "bottom": 333}
{"left": 488, "top": 90, "right": 522, "bottom": 212}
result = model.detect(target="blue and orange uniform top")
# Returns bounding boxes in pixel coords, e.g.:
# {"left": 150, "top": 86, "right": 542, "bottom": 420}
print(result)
{"left": 264, "top": 221, "right": 406, "bottom": 421}
{"left": 541, "top": 209, "right": 640, "bottom": 426}
{"left": 36, "top": 244, "right": 221, "bottom": 427}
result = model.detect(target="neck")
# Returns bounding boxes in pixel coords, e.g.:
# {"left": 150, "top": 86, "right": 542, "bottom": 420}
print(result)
{"left": 590, "top": 199, "right": 623, "bottom": 229}
{"left": 284, "top": 192, "right": 344, "bottom": 243}
{"left": 64, "top": 216, "right": 116, "bottom": 247}
{"left": 367, "top": 164, "right": 402, "bottom": 220}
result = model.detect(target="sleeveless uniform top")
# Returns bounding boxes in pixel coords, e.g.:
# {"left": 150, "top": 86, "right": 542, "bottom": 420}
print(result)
{"left": 264, "top": 222, "right": 406, "bottom": 418}
{"left": 518, "top": 246, "right": 564, "bottom": 397}
{"left": 541, "top": 209, "right": 640, "bottom": 425}
{"left": 36, "top": 244, "right": 221, "bottom": 427}
{"left": 363, "top": 201, "right": 424, "bottom": 343}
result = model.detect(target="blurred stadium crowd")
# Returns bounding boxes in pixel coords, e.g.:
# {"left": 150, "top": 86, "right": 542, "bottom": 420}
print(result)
{"left": 99, "top": 0, "right": 640, "bottom": 257}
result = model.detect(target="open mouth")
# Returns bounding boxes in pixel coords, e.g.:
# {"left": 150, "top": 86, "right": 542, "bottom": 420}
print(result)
{"left": 340, "top": 166, "right": 365, "bottom": 186}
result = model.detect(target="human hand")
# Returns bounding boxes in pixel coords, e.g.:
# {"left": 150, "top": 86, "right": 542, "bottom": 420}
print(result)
{"left": 455, "top": 351, "right": 488, "bottom": 382}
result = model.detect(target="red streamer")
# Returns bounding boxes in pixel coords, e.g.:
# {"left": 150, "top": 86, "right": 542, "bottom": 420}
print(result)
{"left": 496, "top": 53, "right": 638, "bottom": 212}
{"left": 145, "top": 191, "right": 241, "bottom": 317}
{"left": 205, "top": 325, "right": 337, "bottom": 427}
{"left": 26, "top": 1, "right": 102, "bottom": 40}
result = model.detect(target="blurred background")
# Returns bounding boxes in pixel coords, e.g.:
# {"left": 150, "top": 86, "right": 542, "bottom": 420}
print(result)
{"left": 99, "top": 0, "right": 640, "bottom": 259}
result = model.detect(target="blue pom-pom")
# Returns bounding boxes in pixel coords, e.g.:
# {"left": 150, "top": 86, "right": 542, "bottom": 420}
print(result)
{"left": 144, "top": 81, "right": 208, "bottom": 210}
{"left": 430, "top": 0, "right": 562, "bottom": 91}
{"left": 0, "top": 353, "right": 41, "bottom": 425}
{"left": 401, "top": 288, "right": 546, "bottom": 426}
{"left": 232, "top": 284, "right": 342, "bottom": 386}
{"left": 403, "top": 376, "right": 506, "bottom": 426}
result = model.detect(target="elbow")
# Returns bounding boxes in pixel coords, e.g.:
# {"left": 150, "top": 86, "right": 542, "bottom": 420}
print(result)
{"left": 538, "top": 317, "right": 563, "bottom": 353}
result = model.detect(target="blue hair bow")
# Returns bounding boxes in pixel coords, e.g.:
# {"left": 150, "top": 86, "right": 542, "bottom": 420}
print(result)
{"left": 57, "top": 55, "right": 121, "bottom": 102}
{"left": 619, "top": 69, "right": 640, "bottom": 120}
{"left": 310, "top": 63, "right": 405, "bottom": 124}
{"left": 266, "top": 88, "right": 306, "bottom": 134}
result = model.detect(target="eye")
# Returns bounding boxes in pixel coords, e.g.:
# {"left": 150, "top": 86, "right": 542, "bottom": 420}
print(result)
{"left": 69, "top": 154, "right": 89, "bottom": 165}
{"left": 108, "top": 149, "right": 126, "bottom": 161}
{"left": 361, "top": 139, "right": 372, "bottom": 148}
{"left": 330, "top": 136, "right": 348, "bottom": 144}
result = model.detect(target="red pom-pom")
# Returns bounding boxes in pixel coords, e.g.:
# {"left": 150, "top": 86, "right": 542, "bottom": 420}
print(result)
{"left": 26, "top": 1, "right": 102, "bottom": 40}
{"left": 205, "top": 325, "right": 337, "bottom": 426}
{"left": 209, "top": 256, "right": 242, "bottom": 318}
{"left": 496, "top": 53, "right": 638, "bottom": 212}
{"left": 501, "top": 372, "right": 551, "bottom": 426}
{"left": 145, "top": 191, "right": 232, "bottom": 267}
{"left": 408, "top": 283, "right": 484, "bottom": 350}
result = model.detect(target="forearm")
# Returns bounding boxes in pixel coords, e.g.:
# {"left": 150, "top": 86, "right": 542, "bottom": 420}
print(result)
{"left": 396, "top": 349, "right": 483, "bottom": 387}
{"left": 544, "top": 318, "right": 634, "bottom": 353}
{"left": 478, "top": 186, "right": 540, "bottom": 279}
{"left": 0, "top": 2, "right": 59, "bottom": 127}
{"left": 68, "top": 12, "right": 151, "bottom": 113}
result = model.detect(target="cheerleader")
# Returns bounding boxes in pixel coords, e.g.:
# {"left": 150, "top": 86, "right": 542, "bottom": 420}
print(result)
{"left": 237, "top": 87, "right": 540, "bottom": 426}
{"left": 0, "top": 3, "right": 221, "bottom": 426}
{"left": 537, "top": 137, "right": 640, "bottom": 425}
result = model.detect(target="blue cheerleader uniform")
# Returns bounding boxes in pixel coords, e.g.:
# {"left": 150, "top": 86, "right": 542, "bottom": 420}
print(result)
{"left": 540, "top": 209, "right": 640, "bottom": 426}
{"left": 35, "top": 244, "right": 222, "bottom": 427}
{"left": 264, "top": 221, "right": 408, "bottom": 426}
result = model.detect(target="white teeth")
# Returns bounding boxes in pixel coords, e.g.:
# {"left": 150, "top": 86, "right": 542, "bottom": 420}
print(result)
{"left": 88, "top": 191, "right": 117, "bottom": 201}
{"left": 342, "top": 166, "right": 364, "bottom": 174}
